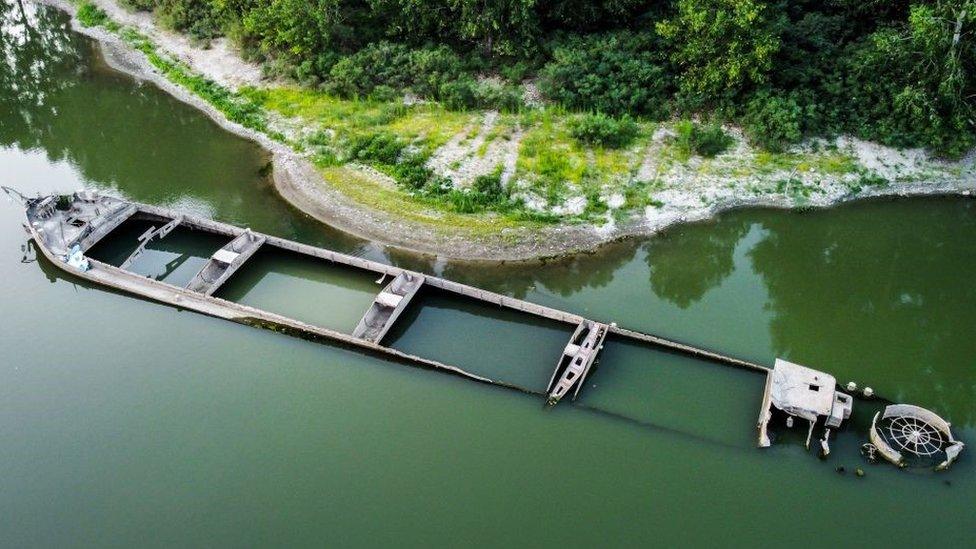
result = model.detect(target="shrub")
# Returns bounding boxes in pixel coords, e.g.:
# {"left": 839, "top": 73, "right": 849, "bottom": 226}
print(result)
{"left": 568, "top": 113, "right": 639, "bottom": 149}
{"left": 117, "top": 0, "right": 155, "bottom": 10}
{"left": 499, "top": 60, "right": 532, "bottom": 83}
{"left": 326, "top": 42, "right": 467, "bottom": 101}
{"left": 673, "top": 120, "right": 733, "bottom": 158}
{"left": 408, "top": 45, "right": 465, "bottom": 98}
{"left": 742, "top": 92, "right": 803, "bottom": 152}
{"left": 540, "top": 32, "right": 670, "bottom": 118}
{"left": 368, "top": 85, "right": 399, "bottom": 103}
{"left": 472, "top": 169, "right": 510, "bottom": 205}
{"left": 77, "top": 2, "right": 108, "bottom": 27}
{"left": 472, "top": 80, "right": 524, "bottom": 112}
{"left": 156, "top": 0, "right": 223, "bottom": 41}
{"left": 347, "top": 132, "right": 404, "bottom": 164}
{"left": 439, "top": 77, "right": 479, "bottom": 110}
{"left": 327, "top": 42, "right": 412, "bottom": 97}
{"left": 441, "top": 168, "right": 515, "bottom": 213}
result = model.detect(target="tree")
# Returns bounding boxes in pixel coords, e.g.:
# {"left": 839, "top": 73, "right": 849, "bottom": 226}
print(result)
{"left": 656, "top": 0, "right": 784, "bottom": 105}
{"left": 839, "top": 1, "right": 975, "bottom": 156}
{"left": 370, "top": 0, "right": 538, "bottom": 57}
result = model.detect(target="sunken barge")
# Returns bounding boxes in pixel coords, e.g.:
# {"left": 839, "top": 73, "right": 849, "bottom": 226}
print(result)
{"left": 13, "top": 189, "right": 964, "bottom": 470}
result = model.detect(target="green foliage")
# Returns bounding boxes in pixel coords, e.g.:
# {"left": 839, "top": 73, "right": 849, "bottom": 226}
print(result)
{"left": 117, "top": 0, "right": 156, "bottom": 10}
{"left": 657, "top": 0, "right": 783, "bottom": 104}
{"left": 229, "top": 0, "right": 379, "bottom": 84}
{"left": 91, "top": 0, "right": 976, "bottom": 155}
{"left": 540, "top": 32, "right": 669, "bottom": 118}
{"left": 347, "top": 132, "right": 405, "bottom": 164}
{"left": 369, "top": 0, "right": 539, "bottom": 57}
{"left": 155, "top": 0, "right": 222, "bottom": 40}
{"left": 76, "top": 2, "right": 108, "bottom": 27}
{"left": 830, "top": 2, "right": 976, "bottom": 157}
{"left": 326, "top": 42, "right": 415, "bottom": 97}
{"left": 743, "top": 92, "right": 803, "bottom": 152}
{"left": 673, "top": 120, "right": 733, "bottom": 158}
{"left": 324, "top": 42, "right": 524, "bottom": 111}
{"left": 445, "top": 168, "right": 517, "bottom": 213}
{"left": 568, "top": 113, "right": 639, "bottom": 149}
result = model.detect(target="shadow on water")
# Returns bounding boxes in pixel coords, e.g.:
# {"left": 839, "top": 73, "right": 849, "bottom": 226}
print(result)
{"left": 577, "top": 336, "right": 766, "bottom": 448}
{"left": 86, "top": 219, "right": 230, "bottom": 287}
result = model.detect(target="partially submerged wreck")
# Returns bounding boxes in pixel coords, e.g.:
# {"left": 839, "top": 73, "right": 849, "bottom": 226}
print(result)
{"left": 9, "top": 188, "right": 964, "bottom": 471}
{"left": 867, "top": 405, "right": 965, "bottom": 470}
{"left": 757, "top": 359, "right": 854, "bottom": 454}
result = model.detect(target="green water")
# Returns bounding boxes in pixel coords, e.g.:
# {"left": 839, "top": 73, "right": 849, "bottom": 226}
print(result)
{"left": 88, "top": 219, "right": 229, "bottom": 287}
{"left": 214, "top": 248, "right": 382, "bottom": 334}
{"left": 1, "top": 2, "right": 974, "bottom": 546}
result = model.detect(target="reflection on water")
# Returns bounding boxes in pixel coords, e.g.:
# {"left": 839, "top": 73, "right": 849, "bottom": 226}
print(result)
{"left": 748, "top": 201, "right": 976, "bottom": 426}
{"left": 645, "top": 216, "right": 750, "bottom": 309}
{"left": 2, "top": 0, "right": 973, "bottom": 429}
{"left": 87, "top": 219, "right": 230, "bottom": 287}
{"left": 3, "top": 2, "right": 976, "bottom": 544}
{"left": 0, "top": 0, "right": 369, "bottom": 254}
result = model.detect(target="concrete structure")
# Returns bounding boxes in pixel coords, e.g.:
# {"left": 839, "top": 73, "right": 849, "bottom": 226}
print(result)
{"left": 546, "top": 320, "right": 608, "bottom": 404}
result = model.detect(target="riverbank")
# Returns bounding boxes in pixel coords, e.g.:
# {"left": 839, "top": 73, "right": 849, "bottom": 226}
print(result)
{"left": 38, "top": 0, "right": 976, "bottom": 261}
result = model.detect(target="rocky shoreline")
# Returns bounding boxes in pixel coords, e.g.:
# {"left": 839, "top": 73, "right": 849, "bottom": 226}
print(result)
{"left": 37, "top": 0, "right": 976, "bottom": 261}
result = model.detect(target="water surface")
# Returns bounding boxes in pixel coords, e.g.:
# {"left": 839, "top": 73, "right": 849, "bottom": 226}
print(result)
{"left": 1, "top": 2, "right": 974, "bottom": 546}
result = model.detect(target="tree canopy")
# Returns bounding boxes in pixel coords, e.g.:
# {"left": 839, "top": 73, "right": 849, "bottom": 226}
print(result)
{"left": 119, "top": 0, "right": 976, "bottom": 156}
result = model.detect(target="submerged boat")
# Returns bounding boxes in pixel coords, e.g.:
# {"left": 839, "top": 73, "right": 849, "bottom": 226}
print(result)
{"left": 13, "top": 188, "right": 765, "bottom": 395}
{"left": 8, "top": 188, "right": 963, "bottom": 469}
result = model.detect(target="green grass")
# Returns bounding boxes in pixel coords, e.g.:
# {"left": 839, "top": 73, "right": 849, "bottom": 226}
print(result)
{"left": 318, "top": 166, "right": 555, "bottom": 236}
{"left": 76, "top": 1, "right": 108, "bottom": 27}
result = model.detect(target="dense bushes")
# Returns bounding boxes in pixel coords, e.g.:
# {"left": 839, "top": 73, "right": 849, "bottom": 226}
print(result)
{"left": 322, "top": 42, "right": 524, "bottom": 111}
{"left": 155, "top": 0, "right": 222, "bottom": 40}
{"left": 569, "top": 113, "right": 639, "bottom": 148}
{"left": 673, "top": 120, "right": 733, "bottom": 157}
{"left": 111, "top": 0, "right": 976, "bottom": 157}
{"left": 539, "top": 32, "right": 669, "bottom": 118}
{"left": 742, "top": 93, "right": 803, "bottom": 152}
{"left": 76, "top": 2, "right": 108, "bottom": 27}
{"left": 657, "top": 0, "right": 783, "bottom": 105}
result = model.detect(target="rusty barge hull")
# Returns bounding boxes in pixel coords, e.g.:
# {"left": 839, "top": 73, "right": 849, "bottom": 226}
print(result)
{"left": 23, "top": 191, "right": 768, "bottom": 400}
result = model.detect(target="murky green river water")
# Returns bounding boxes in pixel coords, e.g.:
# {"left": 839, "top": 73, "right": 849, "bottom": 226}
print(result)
{"left": 1, "top": 2, "right": 974, "bottom": 546}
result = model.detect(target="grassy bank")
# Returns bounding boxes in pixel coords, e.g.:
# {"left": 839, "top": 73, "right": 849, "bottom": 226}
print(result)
{"left": 72, "top": 0, "right": 969, "bottom": 240}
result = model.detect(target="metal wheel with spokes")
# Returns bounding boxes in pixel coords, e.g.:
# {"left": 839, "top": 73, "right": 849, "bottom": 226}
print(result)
{"left": 886, "top": 415, "right": 945, "bottom": 457}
